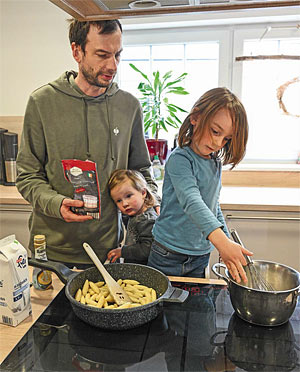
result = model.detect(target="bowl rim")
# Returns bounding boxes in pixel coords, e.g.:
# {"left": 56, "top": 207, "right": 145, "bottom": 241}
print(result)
{"left": 227, "top": 260, "right": 300, "bottom": 293}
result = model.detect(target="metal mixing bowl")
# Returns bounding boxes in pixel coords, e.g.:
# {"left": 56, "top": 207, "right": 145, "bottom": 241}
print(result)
{"left": 212, "top": 260, "right": 300, "bottom": 326}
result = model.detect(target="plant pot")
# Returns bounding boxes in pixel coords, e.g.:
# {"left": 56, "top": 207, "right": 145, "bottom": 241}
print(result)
{"left": 146, "top": 139, "right": 168, "bottom": 164}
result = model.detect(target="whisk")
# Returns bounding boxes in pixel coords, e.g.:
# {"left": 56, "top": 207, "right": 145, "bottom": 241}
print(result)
{"left": 230, "top": 229, "right": 275, "bottom": 292}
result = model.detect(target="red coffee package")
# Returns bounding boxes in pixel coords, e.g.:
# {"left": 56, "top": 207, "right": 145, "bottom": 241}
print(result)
{"left": 62, "top": 159, "right": 101, "bottom": 220}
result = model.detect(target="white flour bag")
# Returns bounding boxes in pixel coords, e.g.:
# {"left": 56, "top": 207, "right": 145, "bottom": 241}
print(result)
{"left": 0, "top": 235, "right": 32, "bottom": 326}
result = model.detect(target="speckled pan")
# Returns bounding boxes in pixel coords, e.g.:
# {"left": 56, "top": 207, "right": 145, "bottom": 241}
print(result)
{"left": 28, "top": 259, "right": 188, "bottom": 330}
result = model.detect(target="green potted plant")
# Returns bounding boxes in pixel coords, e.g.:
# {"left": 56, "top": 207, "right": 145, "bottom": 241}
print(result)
{"left": 130, "top": 63, "right": 189, "bottom": 163}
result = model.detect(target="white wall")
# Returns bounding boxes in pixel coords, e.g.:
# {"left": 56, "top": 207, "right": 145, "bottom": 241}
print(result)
{"left": 0, "top": 0, "right": 77, "bottom": 115}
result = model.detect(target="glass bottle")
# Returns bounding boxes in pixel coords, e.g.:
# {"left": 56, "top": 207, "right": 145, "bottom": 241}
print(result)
{"left": 152, "top": 155, "right": 164, "bottom": 180}
{"left": 32, "top": 235, "right": 52, "bottom": 290}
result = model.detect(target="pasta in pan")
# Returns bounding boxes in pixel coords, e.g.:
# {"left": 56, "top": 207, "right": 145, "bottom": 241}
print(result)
{"left": 74, "top": 278, "right": 157, "bottom": 309}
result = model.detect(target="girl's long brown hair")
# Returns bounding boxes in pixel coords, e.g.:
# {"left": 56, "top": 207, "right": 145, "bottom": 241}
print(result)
{"left": 108, "top": 169, "right": 157, "bottom": 209}
{"left": 178, "top": 87, "right": 248, "bottom": 169}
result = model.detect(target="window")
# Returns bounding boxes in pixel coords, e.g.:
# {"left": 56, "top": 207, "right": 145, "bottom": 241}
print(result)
{"left": 119, "top": 42, "right": 219, "bottom": 146}
{"left": 233, "top": 32, "right": 300, "bottom": 163}
{"left": 119, "top": 25, "right": 300, "bottom": 166}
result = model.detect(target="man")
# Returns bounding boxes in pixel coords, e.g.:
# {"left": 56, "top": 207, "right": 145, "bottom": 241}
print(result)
{"left": 16, "top": 19, "right": 158, "bottom": 267}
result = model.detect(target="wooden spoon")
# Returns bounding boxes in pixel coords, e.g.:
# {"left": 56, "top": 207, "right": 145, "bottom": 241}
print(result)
{"left": 83, "top": 242, "right": 132, "bottom": 306}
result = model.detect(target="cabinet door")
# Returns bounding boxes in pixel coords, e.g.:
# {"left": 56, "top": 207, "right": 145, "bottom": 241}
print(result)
{"left": 0, "top": 205, "right": 32, "bottom": 252}
{"left": 209, "top": 209, "right": 300, "bottom": 277}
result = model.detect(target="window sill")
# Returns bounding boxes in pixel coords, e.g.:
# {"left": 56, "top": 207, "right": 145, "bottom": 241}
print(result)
{"left": 222, "top": 167, "right": 300, "bottom": 188}
{"left": 223, "top": 163, "right": 300, "bottom": 171}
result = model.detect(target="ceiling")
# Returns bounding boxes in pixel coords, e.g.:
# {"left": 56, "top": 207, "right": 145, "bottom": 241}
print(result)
{"left": 49, "top": 0, "right": 300, "bottom": 21}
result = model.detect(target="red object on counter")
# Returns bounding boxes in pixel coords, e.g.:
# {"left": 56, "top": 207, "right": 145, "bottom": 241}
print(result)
{"left": 146, "top": 139, "right": 168, "bottom": 164}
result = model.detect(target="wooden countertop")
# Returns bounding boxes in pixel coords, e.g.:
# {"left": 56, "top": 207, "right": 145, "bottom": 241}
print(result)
{"left": 1, "top": 185, "right": 299, "bottom": 212}
{"left": 0, "top": 268, "right": 64, "bottom": 365}
{"left": 0, "top": 186, "right": 29, "bottom": 206}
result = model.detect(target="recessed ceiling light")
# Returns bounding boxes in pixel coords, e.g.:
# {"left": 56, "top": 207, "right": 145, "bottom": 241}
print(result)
{"left": 129, "top": 0, "right": 161, "bottom": 9}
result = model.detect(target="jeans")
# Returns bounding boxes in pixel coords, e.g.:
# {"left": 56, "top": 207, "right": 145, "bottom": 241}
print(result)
{"left": 147, "top": 241, "right": 210, "bottom": 278}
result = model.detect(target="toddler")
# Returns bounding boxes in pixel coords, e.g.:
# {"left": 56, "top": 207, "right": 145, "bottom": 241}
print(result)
{"left": 107, "top": 169, "right": 158, "bottom": 265}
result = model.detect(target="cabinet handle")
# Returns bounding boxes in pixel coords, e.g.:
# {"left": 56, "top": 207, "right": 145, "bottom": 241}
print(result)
{"left": 226, "top": 214, "right": 300, "bottom": 221}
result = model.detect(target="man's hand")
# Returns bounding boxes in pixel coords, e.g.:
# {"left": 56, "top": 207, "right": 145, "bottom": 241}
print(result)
{"left": 60, "top": 198, "right": 93, "bottom": 222}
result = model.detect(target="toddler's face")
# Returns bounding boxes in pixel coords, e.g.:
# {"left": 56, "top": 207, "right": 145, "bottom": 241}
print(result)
{"left": 110, "top": 179, "right": 146, "bottom": 216}
{"left": 190, "top": 108, "right": 233, "bottom": 158}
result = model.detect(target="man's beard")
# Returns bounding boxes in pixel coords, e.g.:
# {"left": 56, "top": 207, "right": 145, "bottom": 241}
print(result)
{"left": 81, "top": 66, "right": 114, "bottom": 88}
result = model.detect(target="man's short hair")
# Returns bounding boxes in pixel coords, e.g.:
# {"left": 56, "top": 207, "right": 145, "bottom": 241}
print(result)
{"left": 69, "top": 20, "right": 122, "bottom": 53}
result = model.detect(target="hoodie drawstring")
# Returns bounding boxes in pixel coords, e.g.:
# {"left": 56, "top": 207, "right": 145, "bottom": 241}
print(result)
{"left": 105, "top": 96, "right": 115, "bottom": 161}
{"left": 82, "top": 98, "right": 91, "bottom": 158}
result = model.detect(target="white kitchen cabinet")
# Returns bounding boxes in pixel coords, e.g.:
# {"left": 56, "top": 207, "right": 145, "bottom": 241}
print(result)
{"left": 0, "top": 204, "right": 32, "bottom": 252}
{"left": 209, "top": 209, "right": 300, "bottom": 278}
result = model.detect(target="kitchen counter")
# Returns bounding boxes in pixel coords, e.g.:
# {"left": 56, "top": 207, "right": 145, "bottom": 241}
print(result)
{"left": 157, "top": 182, "right": 300, "bottom": 212}
{"left": 0, "top": 186, "right": 29, "bottom": 205}
{"left": 0, "top": 268, "right": 64, "bottom": 365}
{"left": 1, "top": 185, "right": 300, "bottom": 212}
{"left": 1, "top": 278, "right": 299, "bottom": 371}
{"left": 220, "top": 186, "right": 300, "bottom": 212}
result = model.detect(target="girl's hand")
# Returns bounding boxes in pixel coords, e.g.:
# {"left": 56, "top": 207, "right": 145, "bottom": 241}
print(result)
{"left": 107, "top": 247, "right": 122, "bottom": 263}
{"left": 218, "top": 240, "right": 252, "bottom": 283}
{"left": 154, "top": 205, "right": 160, "bottom": 215}
{"left": 208, "top": 228, "right": 253, "bottom": 283}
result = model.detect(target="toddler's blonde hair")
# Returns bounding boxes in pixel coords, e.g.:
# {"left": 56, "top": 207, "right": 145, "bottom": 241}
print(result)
{"left": 108, "top": 169, "right": 156, "bottom": 209}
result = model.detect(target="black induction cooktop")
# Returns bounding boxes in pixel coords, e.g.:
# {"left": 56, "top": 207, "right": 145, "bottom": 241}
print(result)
{"left": 1, "top": 284, "right": 299, "bottom": 372}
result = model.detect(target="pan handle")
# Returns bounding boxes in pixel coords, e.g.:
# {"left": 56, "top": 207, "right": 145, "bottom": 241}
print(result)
{"left": 28, "top": 257, "right": 76, "bottom": 284}
{"left": 161, "top": 286, "right": 189, "bottom": 303}
{"left": 211, "top": 263, "right": 230, "bottom": 285}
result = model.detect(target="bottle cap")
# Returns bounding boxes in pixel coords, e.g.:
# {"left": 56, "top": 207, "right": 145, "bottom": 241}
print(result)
{"left": 34, "top": 234, "right": 45, "bottom": 242}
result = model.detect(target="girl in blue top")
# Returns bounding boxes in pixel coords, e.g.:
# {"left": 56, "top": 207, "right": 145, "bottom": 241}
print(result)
{"left": 147, "top": 87, "right": 252, "bottom": 283}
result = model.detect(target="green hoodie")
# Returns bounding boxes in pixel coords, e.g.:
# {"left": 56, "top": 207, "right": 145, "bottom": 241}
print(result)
{"left": 16, "top": 71, "right": 157, "bottom": 264}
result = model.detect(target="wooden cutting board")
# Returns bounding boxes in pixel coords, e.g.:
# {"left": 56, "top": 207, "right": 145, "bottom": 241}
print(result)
{"left": 168, "top": 276, "right": 226, "bottom": 286}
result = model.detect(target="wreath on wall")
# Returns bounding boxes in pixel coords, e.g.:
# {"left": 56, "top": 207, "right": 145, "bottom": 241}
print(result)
{"left": 276, "top": 76, "right": 300, "bottom": 118}
{"left": 235, "top": 53, "right": 300, "bottom": 118}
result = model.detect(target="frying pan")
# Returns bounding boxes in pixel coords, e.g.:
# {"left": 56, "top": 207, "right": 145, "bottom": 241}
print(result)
{"left": 28, "top": 258, "right": 188, "bottom": 330}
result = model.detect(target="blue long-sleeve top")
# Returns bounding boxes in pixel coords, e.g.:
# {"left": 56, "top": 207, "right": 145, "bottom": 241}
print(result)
{"left": 152, "top": 146, "right": 229, "bottom": 256}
